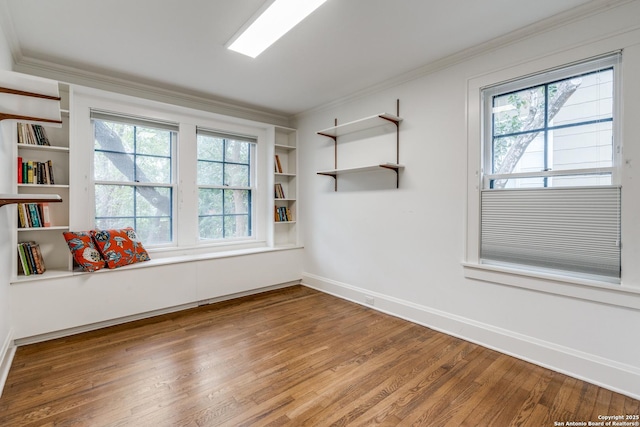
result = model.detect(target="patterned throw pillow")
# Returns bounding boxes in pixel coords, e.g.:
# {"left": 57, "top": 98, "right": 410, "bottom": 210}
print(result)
{"left": 62, "top": 231, "right": 106, "bottom": 272}
{"left": 90, "top": 227, "right": 150, "bottom": 269}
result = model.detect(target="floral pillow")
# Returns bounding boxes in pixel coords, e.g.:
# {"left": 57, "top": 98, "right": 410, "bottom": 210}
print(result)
{"left": 90, "top": 227, "right": 150, "bottom": 269}
{"left": 62, "top": 231, "right": 106, "bottom": 272}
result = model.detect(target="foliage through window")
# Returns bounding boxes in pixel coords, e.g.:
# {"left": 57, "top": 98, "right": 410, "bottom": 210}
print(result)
{"left": 93, "top": 114, "right": 176, "bottom": 246}
{"left": 484, "top": 55, "right": 617, "bottom": 189}
{"left": 197, "top": 130, "right": 255, "bottom": 241}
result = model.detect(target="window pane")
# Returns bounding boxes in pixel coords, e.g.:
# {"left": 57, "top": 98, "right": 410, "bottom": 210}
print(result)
{"left": 197, "top": 161, "right": 223, "bottom": 186}
{"left": 225, "top": 215, "right": 250, "bottom": 238}
{"left": 551, "top": 122, "right": 613, "bottom": 170}
{"left": 551, "top": 69, "right": 613, "bottom": 127}
{"left": 199, "top": 216, "right": 223, "bottom": 240}
{"left": 225, "top": 139, "right": 250, "bottom": 164}
{"left": 224, "top": 164, "right": 250, "bottom": 187}
{"left": 224, "top": 189, "right": 249, "bottom": 214}
{"left": 136, "top": 187, "right": 172, "bottom": 217}
{"left": 197, "top": 135, "right": 224, "bottom": 161}
{"left": 136, "top": 217, "right": 172, "bottom": 245}
{"left": 94, "top": 152, "right": 133, "bottom": 181}
{"left": 493, "top": 134, "right": 544, "bottom": 174}
{"left": 136, "top": 155, "right": 171, "bottom": 183}
{"left": 493, "top": 86, "right": 545, "bottom": 137}
{"left": 491, "top": 176, "right": 545, "bottom": 189}
{"left": 95, "top": 121, "right": 134, "bottom": 153}
{"left": 95, "top": 185, "right": 134, "bottom": 218}
{"left": 95, "top": 217, "right": 133, "bottom": 230}
{"left": 136, "top": 127, "right": 171, "bottom": 156}
{"left": 199, "top": 188, "right": 223, "bottom": 215}
{"left": 492, "top": 173, "right": 612, "bottom": 189}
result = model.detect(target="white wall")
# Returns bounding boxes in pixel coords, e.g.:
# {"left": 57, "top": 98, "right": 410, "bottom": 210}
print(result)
{"left": 297, "top": 2, "right": 640, "bottom": 398}
{"left": 0, "top": 17, "right": 15, "bottom": 393}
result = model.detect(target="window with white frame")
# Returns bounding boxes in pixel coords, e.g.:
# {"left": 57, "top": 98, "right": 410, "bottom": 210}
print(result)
{"left": 197, "top": 129, "right": 255, "bottom": 241}
{"left": 480, "top": 53, "right": 621, "bottom": 281}
{"left": 92, "top": 112, "right": 177, "bottom": 246}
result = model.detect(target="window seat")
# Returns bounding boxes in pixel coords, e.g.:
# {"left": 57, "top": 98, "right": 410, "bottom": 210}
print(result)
{"left": 10, "top": 244, "right": 303, "bottom": 284}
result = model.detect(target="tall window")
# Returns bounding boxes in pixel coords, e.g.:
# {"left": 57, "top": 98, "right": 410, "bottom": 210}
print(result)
{"left": 92, "top": 112, "right": 177, "bottom": 246}
{"left": 480, "top": 54, "right": 621, "bottom": 281}
{"left": 197, "top": 130, "right": 255, "bottom": 241}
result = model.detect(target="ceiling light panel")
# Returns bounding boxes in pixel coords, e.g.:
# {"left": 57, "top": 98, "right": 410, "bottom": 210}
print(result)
{"left": 227, "top": 0, "right": 328, "bottom": 58}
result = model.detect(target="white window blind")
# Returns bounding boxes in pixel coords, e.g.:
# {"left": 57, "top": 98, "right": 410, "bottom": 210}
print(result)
{"left": 480, "top": 186, "right": 621, "bottom": 280}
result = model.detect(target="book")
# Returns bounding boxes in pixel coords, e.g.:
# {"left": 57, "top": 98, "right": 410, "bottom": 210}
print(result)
{"left": 17, "top": 123, "right": 51, "bottom": 146}
{"left": 30, "top": 242, "right": 46, "bottom": 274}
{"left": 17, "top": 243, "right": 31, "bottom": 275}
{"left": 17, "top": 204, "right": 27, "bottom": 228}
{"left": 275, "top": 155, "right": 283, "bottom": 173}
{"left": 275, "top": 183, "right": 286, "bottom": 199}
{"left": 17, "top": 157, "right": 22, "bottom": 183}
{"left": 40, "top": 203, "right": 51, "bottom": 227}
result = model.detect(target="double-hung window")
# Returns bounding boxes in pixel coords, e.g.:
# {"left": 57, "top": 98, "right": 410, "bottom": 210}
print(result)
{"left": 92, "top": 112, "right": 177, "bottom": 246}
{"left": 480, "top": 53, "right": 621, "bottom": 281}
{"left": 197, "top": 129, "right": 255, "bottom": 241}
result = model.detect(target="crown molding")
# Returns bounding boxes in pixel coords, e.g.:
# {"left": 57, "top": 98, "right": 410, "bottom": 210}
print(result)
{"left": 13, "top": 57, "right": 291, "bottom": 126}
{"left": 295, "top": 0, "right": 637, "bottom": 119}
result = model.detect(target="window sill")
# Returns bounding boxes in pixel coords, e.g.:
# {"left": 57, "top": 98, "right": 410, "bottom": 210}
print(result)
{"left": 10, "top": 245, "right": 303, "bottom": 284}
{"left": 462, "top": 262, "right": 640, "bottom": 310}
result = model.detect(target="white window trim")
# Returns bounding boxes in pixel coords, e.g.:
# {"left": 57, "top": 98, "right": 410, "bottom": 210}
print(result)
{"left": 464, "top": 50, "right": 640, "bottom": 308}
{"left": 72, "top": 86, "right": 272, "bottom": 259}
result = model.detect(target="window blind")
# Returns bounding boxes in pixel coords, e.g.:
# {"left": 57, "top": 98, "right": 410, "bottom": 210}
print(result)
{"left": 196, "top": 127, "right": 257, "bottom": 143}
{"left": 480, "top": 186, "right": 621, "bottom": 279}
{"left": 91, "top": 110, "right": 179, "bottom": 132}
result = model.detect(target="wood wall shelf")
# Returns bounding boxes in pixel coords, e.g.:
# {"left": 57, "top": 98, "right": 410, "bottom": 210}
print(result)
{"left": 0, "top": 194, "right": 63, "bottom": 207}
{"left": 317, "top": 163, "right": 405, "bottom": 177}
{"left": 317, "top": 113, "right": 402, "bottom": 139}
{"left": 316, "top": 100, "right": 403, "bottom": 190}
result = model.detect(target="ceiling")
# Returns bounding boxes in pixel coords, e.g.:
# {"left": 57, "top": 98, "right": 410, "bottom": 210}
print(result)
{"left": 1, "top": 0, "right": 599, "bottom": 117}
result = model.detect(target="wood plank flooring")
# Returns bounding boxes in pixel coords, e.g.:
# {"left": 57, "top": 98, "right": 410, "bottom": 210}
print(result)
{"left": 0, "top": 285, "right": 638, "bottom": 426}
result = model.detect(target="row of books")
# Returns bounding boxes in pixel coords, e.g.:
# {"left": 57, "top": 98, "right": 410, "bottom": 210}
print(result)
{"left": 275, "top": 183, "right": 287, "bottom": 199}
{"left": 275, "top": 206, "right": 293, "bottom": 222}
{"left": 17, "top": 203, "right": 52, "bottom": 228}
{"left": 17, "top": 158, "right": 56, "bottom": 184}
{"left": 17, "top": 123, "right": 51, "bottom": 146}
{"left": 17, "top": 241, "right": 46, "bottom": 276}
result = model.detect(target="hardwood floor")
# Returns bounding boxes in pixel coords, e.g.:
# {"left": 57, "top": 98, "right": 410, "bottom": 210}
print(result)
{"left": 1, "top": 285, "right": 638, "bottom": 426}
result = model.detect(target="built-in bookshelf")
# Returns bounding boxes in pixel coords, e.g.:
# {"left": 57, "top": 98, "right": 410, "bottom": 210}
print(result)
{"left": 11, "top": 83, "right": 72, "bottom": 281}
{"left": 273, "top": 126, "right": 298, "bottom": 247}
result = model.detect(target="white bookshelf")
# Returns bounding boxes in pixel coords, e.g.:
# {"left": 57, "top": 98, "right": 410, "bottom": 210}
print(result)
{"left": 273, "top": 126, "right": 298, "bottom": 247}
{"left": 11, "top": 84, "right": 72, "bottom": 281}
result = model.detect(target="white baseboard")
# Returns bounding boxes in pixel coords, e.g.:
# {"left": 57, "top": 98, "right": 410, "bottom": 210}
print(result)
{"left": 0, "top": 328, "right": 16, "bottom": 398}
{"left": 302, "top": 273, "right": 640, "bottom": 400}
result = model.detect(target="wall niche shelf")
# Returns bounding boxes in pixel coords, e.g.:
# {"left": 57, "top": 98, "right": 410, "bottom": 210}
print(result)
{"left": 316, "top": 100, "right": 403, "bottom": 191}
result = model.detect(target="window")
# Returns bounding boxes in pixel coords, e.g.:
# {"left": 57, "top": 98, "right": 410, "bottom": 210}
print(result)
{"left": 197, "top": 129, "right": 255, "bottom": 241}
{"left": 484, "top": 55, "right": 617, "bottom": 188}
{"left": 480, "top": 54, "right": 621, "bottom": 281}
{"left": 92, "top": 112, "right": 177, "bottom": 246}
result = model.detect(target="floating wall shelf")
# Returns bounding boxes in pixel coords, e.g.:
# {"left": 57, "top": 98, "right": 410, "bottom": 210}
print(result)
{"left": 0, "top": 193, "right": 63, "bottom": 208}
{"left": 316, "top": 100, "right": 403, "bottom": 190}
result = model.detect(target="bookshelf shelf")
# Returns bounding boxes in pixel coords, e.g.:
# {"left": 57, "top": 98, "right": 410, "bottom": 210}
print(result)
{"left": 18, "top": 226, "right": 69, "bottom": 232}
{"left": 17, "top": 143, "right": 69, "bottom": 153}
{"left": 316, "top": 100, "right": 403, "bottom": 190}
